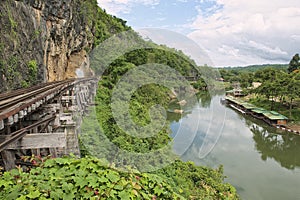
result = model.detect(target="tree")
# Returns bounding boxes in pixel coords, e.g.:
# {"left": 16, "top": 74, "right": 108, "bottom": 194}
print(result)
{"left": 286, "top": 73, "right": 300, "bottom": 117}
{"left": 288, "top": 53, "right": 300, "bottom": 73}
{"left": 254, "top": 68, "right": 277, "bottom": 82}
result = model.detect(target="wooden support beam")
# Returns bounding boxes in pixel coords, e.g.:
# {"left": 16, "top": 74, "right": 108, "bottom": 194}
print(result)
{"left": 49, "top": 148, "right": 57, "bottom": 157}
{"left": 1, "top": 150, "right": 15, "bottom": 171}
{"left": 0, "top": 120, "right": 3, "bottom": 130}
{"left": 31, "top": 149, "right": 41, "bottom": 157}
{"left": 0, "top": 133, "right": 66, "bottom": 150}
{"left": 39, "top": 120, "right": 52, "bottom": 133}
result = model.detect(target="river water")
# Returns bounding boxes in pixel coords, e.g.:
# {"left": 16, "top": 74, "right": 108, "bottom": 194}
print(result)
{"left": 168, "top": 94, "right": 300, "bottom": 200}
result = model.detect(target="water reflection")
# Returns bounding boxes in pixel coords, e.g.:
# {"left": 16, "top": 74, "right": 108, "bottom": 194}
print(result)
{"left": 167, "top": 91, "right": 213, "bottom": 123}
{"left": 197, "top": 91, "right": 212, "bottom": 108}
{"left": 250, "top": 125, "right": 300, "bottom": 170}
{"left": 170, "top": 94, "right": 300, "bottom": 200}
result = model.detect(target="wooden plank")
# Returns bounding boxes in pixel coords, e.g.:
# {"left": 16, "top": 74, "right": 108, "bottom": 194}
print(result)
{"left": 2, "top": 133, "right": 66, "bottom": 150}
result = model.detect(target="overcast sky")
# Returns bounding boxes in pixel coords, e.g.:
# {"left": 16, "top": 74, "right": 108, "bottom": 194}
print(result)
{"left": 97, "top": 0, "right": 300, "bottom": 67}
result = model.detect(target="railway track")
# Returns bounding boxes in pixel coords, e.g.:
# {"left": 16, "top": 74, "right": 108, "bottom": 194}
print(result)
{"left": 0, "top": 81, "right": 56, "bottom": 101}
{"left": 0, "top": 78, "right": 96, "bottom": 122}
{"left": 0, "top": 80, "right": 73, "bottom": 112}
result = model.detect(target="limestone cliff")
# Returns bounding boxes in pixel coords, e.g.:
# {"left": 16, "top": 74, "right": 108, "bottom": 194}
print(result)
{"left": 0, "top": 0, "right": 128, "bottom": 92}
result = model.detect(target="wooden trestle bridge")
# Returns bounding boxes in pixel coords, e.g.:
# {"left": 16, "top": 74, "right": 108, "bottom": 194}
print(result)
{"left": 0, "top": 78, "right": 98, "bottom": 171}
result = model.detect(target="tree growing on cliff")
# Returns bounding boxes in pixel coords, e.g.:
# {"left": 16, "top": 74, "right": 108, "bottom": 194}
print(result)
{"left": 288, "top": 53, "right": 300, "bottom": 73}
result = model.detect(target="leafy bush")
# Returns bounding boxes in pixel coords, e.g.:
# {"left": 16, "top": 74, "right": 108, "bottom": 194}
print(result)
{"left": 0, "top": 157, "right": 184, "bottom": 200}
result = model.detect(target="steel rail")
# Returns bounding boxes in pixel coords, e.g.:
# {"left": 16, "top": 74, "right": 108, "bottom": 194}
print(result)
{"left": 0, "top": 77, "right": 95, "bottom": 109}
{"left": 0, "top": 79, "right": 72, "bottom": 101}
{"left": 0, "top": 79, "right": 75, "bottom": 111}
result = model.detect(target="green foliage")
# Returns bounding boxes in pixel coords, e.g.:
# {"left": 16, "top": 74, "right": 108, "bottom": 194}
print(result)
{"left": 250, "top": 71, "right": 300, "bottom": 119}
{"left": 89, "top": 39, "right": 203, "bottom": 154}
{"left": 28, "top": 60, "right": 38, "bottom": 79}
{"left": 6, "top": 4, "right": 17, "bottom": 37}
{"left": 95, "top": 70, "right": 172, "bottom": 154}
{"left": 129, "top": 84, "right": 170, "bottom": 126}
{"left": 220, "top": 64, "right": 288, "bottom": 73}
{"left": 0, "top": 157, "right": 185, "bottom": 200}
{"left": 79, "top": 0, "right": 131, "bottom": 47}
{"left": 123, "top": 47, "right": 197, "bottom": 76}
{"left": 0, "top": 55, "right": 22, "bottom": 88}
{"left": 8, "top": 13, "right": 17, "bottom": 30}
{"left": 154, "top": 161, "right": 238, "bottom": 199}
{"left": 192, "top": 78, "right": 208, "bottom": 90}
{"left": 20, "top": 80, "right": 29, "bottom": 88}
{"left": 288, "top": 53, "right": 300, "bottom": 73}
{"left": 14, "top": 59, "right": 38, "bottom": 88}
{"left": 220, "top": 65, "right": 289, "bottom": 87}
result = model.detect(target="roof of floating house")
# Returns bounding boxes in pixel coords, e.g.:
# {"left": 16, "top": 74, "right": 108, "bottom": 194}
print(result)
{"left": 225, "top": 96, "right": 288, "bottom": 120}
{"left": 263, "top": 111, "right": 288, "bottom": 120}
{"left": 248, "top": 108, "right": 288, "bottom": 120}
{"left": 225, "top": 96, "right": 244, "bottom": 104}
{"left": 240, "top": 102, "right": 257, "bottom": 109}
{"left": 251, "top": 108, "right": 268, "bottom": 114}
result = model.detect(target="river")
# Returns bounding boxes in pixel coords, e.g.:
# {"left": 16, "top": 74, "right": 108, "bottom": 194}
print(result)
{"left": 168, "top": 94, "right": 300, "bottom": 200}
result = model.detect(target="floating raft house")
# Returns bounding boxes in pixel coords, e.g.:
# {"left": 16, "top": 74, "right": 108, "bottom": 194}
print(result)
{"left": 225, "top": 96, "right": 288, "bottom": 126}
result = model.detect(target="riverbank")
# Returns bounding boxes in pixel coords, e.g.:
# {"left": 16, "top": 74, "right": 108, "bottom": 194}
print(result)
{"left": 286, "top": 123, "right": 300, "bottom": 132}
{"left": 224, "top": 96, "right": 300, "bottom": 135}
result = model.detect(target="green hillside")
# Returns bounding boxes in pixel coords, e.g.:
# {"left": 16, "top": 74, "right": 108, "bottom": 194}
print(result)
{"left": 219, "top": 64, "right": 288, "bottom": 72}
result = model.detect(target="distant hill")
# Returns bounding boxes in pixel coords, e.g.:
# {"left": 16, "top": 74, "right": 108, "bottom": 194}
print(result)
{"left": 219, "top": 64, "right": 288, "bottom": 72}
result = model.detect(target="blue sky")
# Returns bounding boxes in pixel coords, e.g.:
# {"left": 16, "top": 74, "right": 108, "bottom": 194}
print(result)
{"left": 116, "top": 0, "right": 219, "bottom": 33}
{"left": 98, "top": 0, "right": 300, "bottom": 67}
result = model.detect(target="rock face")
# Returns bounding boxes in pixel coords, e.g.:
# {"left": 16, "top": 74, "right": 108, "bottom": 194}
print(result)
{"left": 0, "top": 0, "right": 94, "bottom": 92}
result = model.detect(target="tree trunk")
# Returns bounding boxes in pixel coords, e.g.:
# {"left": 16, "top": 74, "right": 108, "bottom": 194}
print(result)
{"left": 289, "top": 99, "right": 293, "bottom": 119}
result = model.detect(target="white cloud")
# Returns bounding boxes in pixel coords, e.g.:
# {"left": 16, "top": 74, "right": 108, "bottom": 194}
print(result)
{"left": 247, "top": 40, "right": 288, "bottom": 56}
{"left": 97, "top": 0, "right": 160, "bottom": 15}
{"left": 96, "top": 0, "right": 300, "bottom": 66}
{"left": 188, "top": 0, "right": 300, "bottom": 66}
{"left": 218, "top": 45, "right": 240, "bottom": 57}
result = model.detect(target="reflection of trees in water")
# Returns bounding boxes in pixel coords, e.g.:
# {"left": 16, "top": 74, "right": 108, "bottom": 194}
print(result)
{"left": 167, "top": 112, "right": 186, "bottom": 122}
{"left": 167, "top": 99, "right": 193, "bottom": 123}
{"left": 167, "top": 91, "right": 213, "bottom": 123}
{"left": 197, "top": 91, "right": 212, "bottom": 108}
{"left": 250, "top": 125, "right": 300, "bottom": 170}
